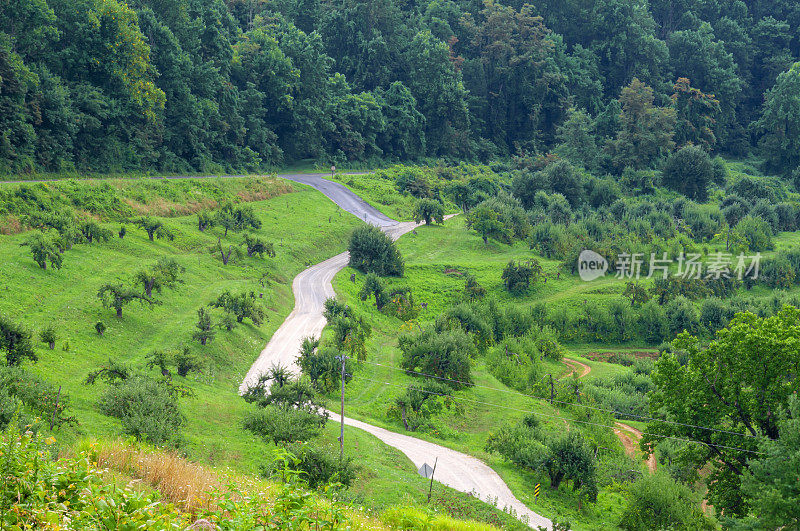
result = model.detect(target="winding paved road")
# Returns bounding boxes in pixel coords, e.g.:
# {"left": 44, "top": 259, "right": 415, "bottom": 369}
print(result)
{"left": 241, "top": 174, "right": 552, "bottom": 530}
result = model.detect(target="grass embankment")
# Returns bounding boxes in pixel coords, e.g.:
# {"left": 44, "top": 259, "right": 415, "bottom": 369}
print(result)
{"left": 332, "top": 217, "right": 650, "bottom": 529}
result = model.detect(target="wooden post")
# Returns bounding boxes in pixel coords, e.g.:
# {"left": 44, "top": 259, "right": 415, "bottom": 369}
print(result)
{"left": 427, "top": 457, "right": 438, "bottom": 503}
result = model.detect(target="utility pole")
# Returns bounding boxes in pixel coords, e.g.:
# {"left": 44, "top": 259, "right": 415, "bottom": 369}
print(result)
{"left": 337, "top": 354, "right": 348, "bottom": 461}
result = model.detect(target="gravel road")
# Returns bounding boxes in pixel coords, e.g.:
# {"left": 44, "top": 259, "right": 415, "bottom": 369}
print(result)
{"left": 241, "top": 174, "right": 552, "bottom": 529}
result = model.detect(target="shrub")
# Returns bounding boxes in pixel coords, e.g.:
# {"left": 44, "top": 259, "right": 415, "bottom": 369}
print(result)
{"left": 501, "top": 259, "right": 542, "bottom": 294}
{"left": 664, "top": 296, "right": 699, "bottom": 336}
{"left": 0, "top": 365, "right": 76, "bottom": 430}
{"left": 347, "top": 225, "right": 404, "bottom": 276}
{"left": 619, "top": 473, "right": 712, "bottom": 530}
{"left": 97, "top": 375, "right": 184, "bottom": 446}
{"left": 0, "top": 316, "right": 36, "bottom": 366}
{"left": 263, "top": 442, "right": 359, "bottom": 489}
{"left": 95, "top": 321, "right": 106, "bottom": 336}
{"left": 398, "top": 329, "right": 474, "bottom": 389}
{"left": 734, "top": 215, "right": 774, "bottom": 252}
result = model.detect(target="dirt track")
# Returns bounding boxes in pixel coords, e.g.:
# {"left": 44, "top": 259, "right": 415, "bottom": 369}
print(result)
{"left": 563, "top": 358, "right": 657, "bottom": 473}
{"left": 241, "top": 174, "right": 552, "bottom": 529}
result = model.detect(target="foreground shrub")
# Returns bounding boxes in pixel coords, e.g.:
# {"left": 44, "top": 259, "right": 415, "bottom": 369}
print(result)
{"left": 97, "top": 375, "right": 184, "bottom": 446}
{"left": 619, "top": 473, "right": 712, "bottom": 530}
{"left": 262, "top": 442, "right": 359, "bottom": 489}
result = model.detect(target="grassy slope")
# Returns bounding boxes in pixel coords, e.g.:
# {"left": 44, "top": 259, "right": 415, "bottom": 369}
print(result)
{"left": 333, "top": 217, "right": 639, "bottom": 530}
{"left": 1, "top": 182, "right": 359, "bottom": 469}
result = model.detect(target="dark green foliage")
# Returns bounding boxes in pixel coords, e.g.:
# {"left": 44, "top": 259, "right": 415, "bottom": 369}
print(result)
{"left": 322, "top": 298, "right": 371, "bottom": 361}
{"left": 388, "top": 380, "right": 453, "bottom": 432}
{"left": 501, "top": 260, "right": 542, "bottom": 294}
{"left": 97, "top": 375, "right": 184, "bottom": 446}
{"left": 463, "top": 273, "right": 486, "bottom": 302}
{"left": 215, "top": 203, "right": 262, "bottom": 236}
{"left": 174, "top": 347, "right": 202, "bottom": 377}
{"left": 297, "top": 337, "right": 350, "bottom": 393}
{"left": 242, "top": 376, "right": 328, "bottom": 446}
{"left": 94, "top": 321, "right": 106, "bottom": 336}
{"left": 0, "top": 0, "right": 793, "bottom": 171}
{"left": 243, "top": 407, "right": 326, "bottom": 446}
{"left": 78, "top": 220, "right": 111, "bottom": 243}
{"left": 413, "top": 199, "right": 444, "bottom": 225}
{"left": 662, "top": 145, "right": 713, "bottom": 201}
{"left": 467, "top": 206, "right": 512, "bottom": 245}
{"left": 347, "top": 225, "right": 404, "bottom": 276}
{"left": 398, "top": 329, "right": 473, "bottom": 389}
{"left": 359, "top": 272, "right": 387, "bottom": 309}
{"left": 0, "top": 316, "right": 36, "bottom": 366}
{"left": 486, "top": 415, "right": 597, "bottom": 501}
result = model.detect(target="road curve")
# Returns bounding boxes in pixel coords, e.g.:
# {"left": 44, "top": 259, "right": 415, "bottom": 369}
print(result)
{"left": 241, "top": 174, "right": 552, "bottom": 529}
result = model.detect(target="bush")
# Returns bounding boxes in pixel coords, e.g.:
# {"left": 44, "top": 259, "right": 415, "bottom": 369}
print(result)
{"left": 0, "top": 365, "right": 76, "bottom": 430}
{"left": 619, "top": 473, "right": 712, "bottom": 530}
{"left": 97, "top": 375, "right": 184, "bottom": 446}
{"left": 734, "top": 215, "right": 774, "bottom": 252}
{"left": 39, "top": 325, "right": 57, "bottom": 350}
{"left": 398, "top": 329, "right": 474, "bottom": 389}
{"left": 348, "top": 225, "right": 404, "bottom": 276}
{"left": 263, "top": 442, "right": 359, "bottom": 489}
{"left": 501, "top": 259, "right": 542, "bottom": 294}
{"left": 95, "top": 321, "right": 106, "bottom": 336}
{"left": 0, "top": 315, "right": 36, "bottom": 366}
{"left": 664, "top": 296, "right": 699, "bottom": 337}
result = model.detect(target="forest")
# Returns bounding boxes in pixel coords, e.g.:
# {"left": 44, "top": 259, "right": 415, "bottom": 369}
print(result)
{"left": 1, "top": 0, "right": 800, "bottom": 176}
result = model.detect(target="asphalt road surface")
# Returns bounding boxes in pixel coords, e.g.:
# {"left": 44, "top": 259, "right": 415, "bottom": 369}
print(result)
{"left": 241, "top": 174, "right": 552, "bottom": 529}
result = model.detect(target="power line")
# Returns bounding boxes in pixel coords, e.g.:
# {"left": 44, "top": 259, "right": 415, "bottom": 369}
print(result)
{"left": 352, "top": 375, "right": 764, "bottom": 456}
{"left": 357, "top": 359, "right": 756, "bottom": 440}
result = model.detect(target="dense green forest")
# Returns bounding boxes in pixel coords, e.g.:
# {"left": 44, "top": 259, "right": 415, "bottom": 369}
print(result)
{"left": 2, "top": 0, "right": 800, "bottom": 174}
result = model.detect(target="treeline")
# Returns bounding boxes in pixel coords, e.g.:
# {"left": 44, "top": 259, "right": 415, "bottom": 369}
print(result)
{"left": 2, "top": 0, "right": 800, "bottom": 174}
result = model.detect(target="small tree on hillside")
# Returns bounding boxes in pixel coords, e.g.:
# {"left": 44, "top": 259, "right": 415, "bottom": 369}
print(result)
{"left": 0, "top": 316, "right": 36, "bottom": 366}
{"left": 97, "top": 283, "right": 158, "bottom": 318}
{"left": 469, "top": 206, "right": 512, "bottom": 245}
{"left": 413, "top": 199, "right": 444, "bottom": 225}
{"left": 79, "top": 220, "right": 112, "bottom": 243}
{"left": 198, "top": 211, "right": 214, "bottom": 232}
{"left": 40, "top": 325, "right": 57, "bottom": 350}
{"left": 215, "top": 203, "right": 262, "bottom": 236}
{"left": 210, "top": 238, "right": 242, "bottom": 265}
{"left": 134, "top": 258, "right": 184, "bottom": 297}
{"left": 244, "top": 234, "right": 275, "bottom": 258}
{"left": 24, "top": 230, "right": 64, "bottom": 270}
{"left": 359, "top": 272, "right": 387, "bottom": 310}
{"left": 135, "top": 217, "right": 174, "bottom": 242}
{"left": 348, "top": 225, "right": 404, "bottom": 276}
{"left": 193, "top": 307, "right": 215, "bottom": 345}
{"left": 211, "top": 291, "right": 265, "bottom": 325}
{"left": 623, "top": 281, "right": 651, "bottom": 307}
